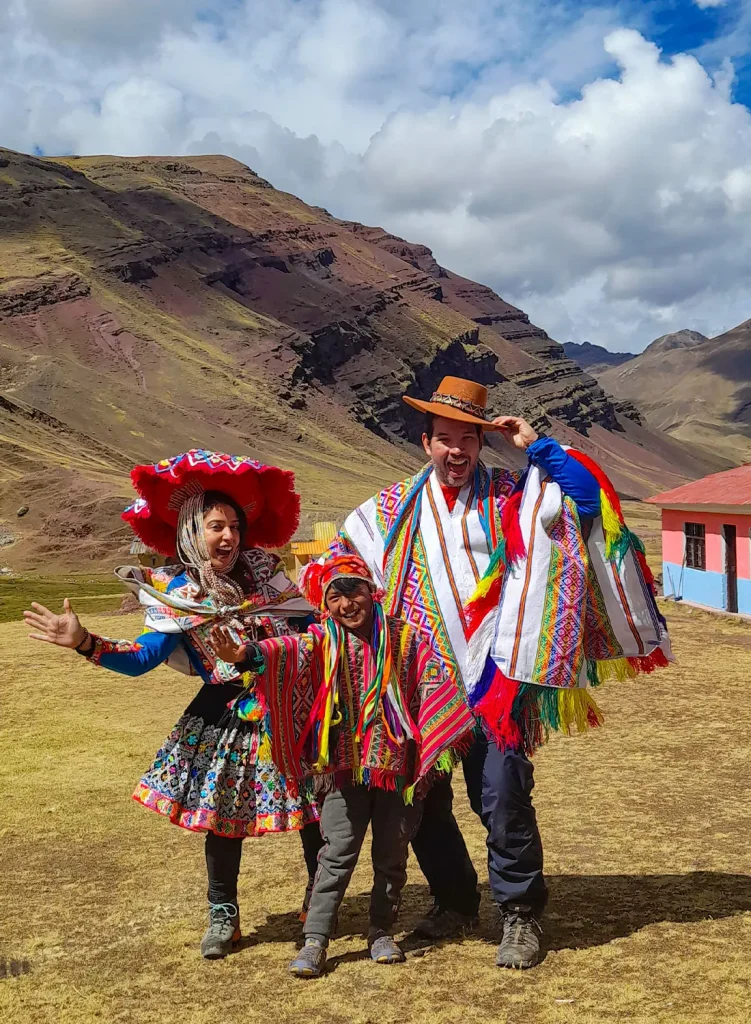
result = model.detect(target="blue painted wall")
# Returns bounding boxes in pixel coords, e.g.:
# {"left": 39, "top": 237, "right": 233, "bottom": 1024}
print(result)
{"left": 737, "top": 578, "right": 751, "bottom": 615}
{"left": 663, "top": 561, "right": 725, "bottom": 609}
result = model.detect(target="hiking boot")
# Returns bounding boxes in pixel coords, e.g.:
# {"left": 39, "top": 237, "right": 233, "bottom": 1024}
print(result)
{"left": 368, "top": 931, "right": 406, "bottom": 964}
{"left": 200, "top": 902, "right": 241, "bottom": 960}
{"left": 413, "top": 904, "right": 479, "bottom": 939}
{"left": 495, "top": 904, "right": 542, "bottom": 969}
{"left": 289, "top": 938, "right": 327, "bottom": 978}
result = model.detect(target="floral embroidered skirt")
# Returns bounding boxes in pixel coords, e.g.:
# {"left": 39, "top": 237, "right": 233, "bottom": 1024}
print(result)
{"left": 133, "top": 683, "right": 319, "bottom": 838}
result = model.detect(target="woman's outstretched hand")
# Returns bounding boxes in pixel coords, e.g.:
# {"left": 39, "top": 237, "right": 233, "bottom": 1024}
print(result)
{"left": 211, "top": 624, "right": 247, "bottom": 665}
{"left": 23, "top": 599, "right": 86, "bottom": 649}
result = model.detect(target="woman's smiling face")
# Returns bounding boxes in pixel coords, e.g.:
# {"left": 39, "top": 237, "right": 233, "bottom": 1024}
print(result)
{"left": 203, "top": 502, "right": 241, "bottom": 570}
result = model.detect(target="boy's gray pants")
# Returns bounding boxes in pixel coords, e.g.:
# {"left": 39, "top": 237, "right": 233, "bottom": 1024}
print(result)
{"left": 304, "top": 784, "right": 423, "bottom": 942}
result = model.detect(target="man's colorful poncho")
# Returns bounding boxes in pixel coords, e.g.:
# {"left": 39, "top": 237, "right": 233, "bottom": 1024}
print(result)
{"left": 329, "top": 452, "right": 672, "bottom": 755}
{"left": 245, "top": 612, "right": 475, "bottom": 802}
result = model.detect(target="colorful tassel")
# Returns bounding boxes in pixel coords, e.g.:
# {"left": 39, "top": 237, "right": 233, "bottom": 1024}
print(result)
{"left": 472, "top": 663, "right": 523, "bottom": 750}
{"left": 470, "top": 658, "right": 608, "bottom": 756}
{"left": 233, "top": 687, "right": 267, "bottom": 723}
{"left": 257, "top": 728, "right": 273, "bottom": 761}
{"left": 465, "top": 538, "right": 506, "bottom": 638}
{"left": 567, "top": 449, "right": 631, "bottom": 563}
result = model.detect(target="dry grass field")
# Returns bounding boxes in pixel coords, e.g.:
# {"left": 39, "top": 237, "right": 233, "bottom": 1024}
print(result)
{"left": 3, "top": 597, "right": 751, "bottom": 1024}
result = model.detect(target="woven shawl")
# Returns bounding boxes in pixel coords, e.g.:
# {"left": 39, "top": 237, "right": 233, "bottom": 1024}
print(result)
{"left": 113, "top": 551, "right": 313, "bottom": 681}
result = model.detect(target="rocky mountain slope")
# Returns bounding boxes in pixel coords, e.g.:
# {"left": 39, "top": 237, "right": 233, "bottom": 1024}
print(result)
{"left": 0, "top": 149, "right": 728, "bottom": 570}
{"left": 598, "top": 326, "right": 751, "bottom": 462}
{"left": 562, "top": 341, "right": 634, "bottom": 375}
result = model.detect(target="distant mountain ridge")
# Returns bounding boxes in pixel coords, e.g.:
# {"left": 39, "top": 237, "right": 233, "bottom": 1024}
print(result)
{"left": 599, "top": 324, "right": 751, "bottom": 462}
{"left": 562, "top": 341, "right": 634, "bottom": 374}
{"left": 640, "top": 329, "right": 709, "bottom": 356}
{"left": 0, "top": 148, "right": 731, "bottom": 570}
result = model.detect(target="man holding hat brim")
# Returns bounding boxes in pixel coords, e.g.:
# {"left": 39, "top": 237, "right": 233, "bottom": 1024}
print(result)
{"left": 327, "top": 375, "right": 671, "bottom": 968}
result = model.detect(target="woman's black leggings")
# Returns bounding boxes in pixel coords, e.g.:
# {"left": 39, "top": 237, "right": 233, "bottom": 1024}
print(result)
{"left": 205, "top": 822, "right": 324, "bottom": 905}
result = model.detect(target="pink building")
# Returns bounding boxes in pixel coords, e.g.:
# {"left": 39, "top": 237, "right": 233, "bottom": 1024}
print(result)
{"left": 648, "top": 465, "right": 751, "bottom": 614}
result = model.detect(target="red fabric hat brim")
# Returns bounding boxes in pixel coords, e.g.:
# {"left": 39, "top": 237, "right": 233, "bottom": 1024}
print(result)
{"left": 301, "top": 554, "right": 375, "bottom": 609}
{"left": 122, "top": 450, "right": 300, "bottom": 558}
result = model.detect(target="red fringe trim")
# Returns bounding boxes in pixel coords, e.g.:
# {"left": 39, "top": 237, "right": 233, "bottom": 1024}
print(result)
{"left": 627, "top": 647, "right": 669, "bottom": 674}
{"left": 587, "top": 704, "right": 602, "bottom": 728}
{"left": 366, "top": 768, "right": 399, "bottom": 791}
{"left": 473, "top": 666, "right": 522, "bottom": 750}
{"left": 501, "top": 489, "right": 526, "bottom": 566}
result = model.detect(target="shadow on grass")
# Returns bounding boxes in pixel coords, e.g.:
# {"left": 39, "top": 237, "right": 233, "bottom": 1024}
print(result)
{"left": 543, "top": 871, "right": 751, "bottom": 952}
{"left": 237, "top": 872, "right": 751, "bottom": 960}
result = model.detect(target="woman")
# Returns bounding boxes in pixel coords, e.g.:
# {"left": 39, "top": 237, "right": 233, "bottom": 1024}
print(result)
{"left": 24, "top": 450, "right": 322, "bottom": 960}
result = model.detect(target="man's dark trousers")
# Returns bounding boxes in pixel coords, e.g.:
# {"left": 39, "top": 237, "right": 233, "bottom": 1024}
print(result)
{"left": 411, "top": 731, "right": 547, "bottom": 914}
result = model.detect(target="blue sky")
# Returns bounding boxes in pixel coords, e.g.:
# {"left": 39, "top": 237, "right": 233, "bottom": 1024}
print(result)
{"left": 2, "top": 0, "right": 751, "bottom": 351}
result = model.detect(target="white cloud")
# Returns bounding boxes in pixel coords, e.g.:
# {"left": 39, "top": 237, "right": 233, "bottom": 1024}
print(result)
{"left": 2, "top": 2, "right": 751, "bottom": 351}
{"left": 694, "top": 0, "right": 728, "bottom": 9}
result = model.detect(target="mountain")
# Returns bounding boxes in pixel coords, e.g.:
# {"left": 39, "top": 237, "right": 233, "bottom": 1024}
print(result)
{"left": 638, "top": 329, "right": 709, "bottom": 356}
{"left": 0, "top": 148, "right": 729, "bottom": 570}
{"left": 562, "top": 341, "right": 634, "bottom": 374}
{"left": 598, "top": 326, "right": 751, "bottom": 462}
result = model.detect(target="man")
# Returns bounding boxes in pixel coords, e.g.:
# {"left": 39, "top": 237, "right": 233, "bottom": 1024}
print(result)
{"left": 328, "top": 376, "right": 671, "bottom": 969}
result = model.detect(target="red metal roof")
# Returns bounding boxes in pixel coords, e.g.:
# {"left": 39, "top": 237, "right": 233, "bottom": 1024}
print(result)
{"left": 647, "top": 464, "right": 751, "bottom": 507}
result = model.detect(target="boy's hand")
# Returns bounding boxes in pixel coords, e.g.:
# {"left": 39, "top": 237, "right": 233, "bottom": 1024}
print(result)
{"left": 211, "top": 624, "right": 247, "bottom": 664}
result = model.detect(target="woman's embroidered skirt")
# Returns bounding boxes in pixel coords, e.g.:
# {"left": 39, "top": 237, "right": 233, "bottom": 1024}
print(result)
{"left": 132, "top": 683, "right": 319, "bottom": 837}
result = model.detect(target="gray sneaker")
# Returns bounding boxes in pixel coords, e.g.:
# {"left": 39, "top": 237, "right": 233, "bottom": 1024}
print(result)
{"left": 413, "top": 905, "right": 479, "bottom": 940}
{"left": 200, "top": 902, "right": 240, "bottom": 960}
{"left": 289, "top": 938, "right": 327, "bottom": 978}
{"left": 495, "top": 904, "right": 542, "bottom": 969}
{"left": 369, "top": 932, "right": 406, "bottom": 964}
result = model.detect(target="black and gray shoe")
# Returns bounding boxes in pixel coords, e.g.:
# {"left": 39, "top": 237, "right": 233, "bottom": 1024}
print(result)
{"left": 413, "top": 904, "right": 479, "bottom": 940}
{"left": 495, "top": 904, "right": 542, "bottom": 969}
{"left": 200, "top": 902, "right": 241, "bottom": 960}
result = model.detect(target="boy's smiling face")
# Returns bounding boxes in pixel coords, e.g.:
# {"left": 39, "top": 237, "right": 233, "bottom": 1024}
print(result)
{"left": 324, "top": 578, "right": 375, "bottom": 639}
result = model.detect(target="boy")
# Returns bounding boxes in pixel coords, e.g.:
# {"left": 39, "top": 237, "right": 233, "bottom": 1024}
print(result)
{"left": 212, "top": 553, "right": 474, "bottom": 977}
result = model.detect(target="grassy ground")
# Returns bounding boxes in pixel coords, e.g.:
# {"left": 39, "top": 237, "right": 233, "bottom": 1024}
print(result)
{"left": 0, "top": 574, "right": 123, "bottom": 623}
{"left": 2, "top": 597, "right": 750, "bottom": 1024}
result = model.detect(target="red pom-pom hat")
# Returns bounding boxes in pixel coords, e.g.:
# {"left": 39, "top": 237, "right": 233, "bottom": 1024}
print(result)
{"left": 300, "top": 554, "right": 377, "bottom": 610}
{"left": 122, "top": 449, "right": 300, "bottom": 557}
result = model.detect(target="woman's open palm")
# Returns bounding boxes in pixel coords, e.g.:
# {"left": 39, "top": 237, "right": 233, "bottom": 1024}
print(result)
{"left": 24, "top": 599, "right": 85, "bottom": 648}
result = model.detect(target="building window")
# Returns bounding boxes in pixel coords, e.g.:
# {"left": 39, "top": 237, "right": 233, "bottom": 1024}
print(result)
{"left": 685, "top": 522, "right": 706, "bottom": 570}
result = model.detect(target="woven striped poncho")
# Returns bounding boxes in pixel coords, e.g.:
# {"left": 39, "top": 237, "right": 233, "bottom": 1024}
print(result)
{"left": 247, "top": 616, "right": 475, "bottom": 802}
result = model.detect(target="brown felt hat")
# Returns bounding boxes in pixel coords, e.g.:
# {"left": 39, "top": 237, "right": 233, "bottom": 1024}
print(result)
{"left": 403, "top": 376, "right": 501, "bottom": 430}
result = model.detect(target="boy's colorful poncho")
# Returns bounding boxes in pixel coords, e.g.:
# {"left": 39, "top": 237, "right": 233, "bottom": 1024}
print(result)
{"left": 244, "top": 612, "right": 475, "bottom": 802}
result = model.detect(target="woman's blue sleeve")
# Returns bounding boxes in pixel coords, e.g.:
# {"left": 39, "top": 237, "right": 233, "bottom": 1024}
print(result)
{"left": 89, "top": 630, "right": 181, "bottom": 677}
{"left": 526, "top": 437, "right": 601, "bottom": 518}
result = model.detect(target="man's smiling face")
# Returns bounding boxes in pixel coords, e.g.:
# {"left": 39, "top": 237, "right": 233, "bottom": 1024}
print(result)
{"left": 423, "top": 416, "right": 482, "bottom": 488}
